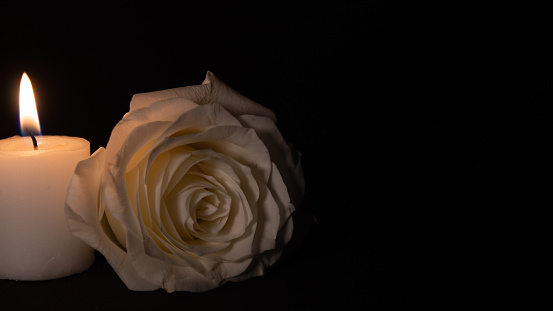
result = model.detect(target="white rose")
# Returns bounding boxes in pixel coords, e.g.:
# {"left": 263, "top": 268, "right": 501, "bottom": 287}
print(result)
{"left": 65, "top": 72, "right": 304, "bottom": 292}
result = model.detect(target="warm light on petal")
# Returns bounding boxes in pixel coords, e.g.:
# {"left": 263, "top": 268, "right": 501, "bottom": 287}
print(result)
{"left": 19, "top": 72, "right": 41, "bottom": 136}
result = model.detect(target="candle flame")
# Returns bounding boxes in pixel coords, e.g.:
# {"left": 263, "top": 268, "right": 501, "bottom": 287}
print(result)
{"left": 19, "top": 72, "right": 41, "bottom": 137}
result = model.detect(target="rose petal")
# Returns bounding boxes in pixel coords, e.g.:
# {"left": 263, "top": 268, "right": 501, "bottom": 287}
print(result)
{"left": 65, "top": 148, "right": 159, "bottom": 291}
{"left": 106, "top": 98, "right": 198, "bottom": 162}
{"left": 215, "top": 162, "right": 292, "bottom": 262}
{"left": 130, "top": 71, "right": 277, "bottom": 121}
{"left": 127, "top": 200, "right": 221, "bottom": 292}
{"left": 148, "top": 126, "right": 272, "bottom": 186}
{"left": 228, "top": 212, "right": 294, "bottom": 283}
{"left": 65, "top": 148, "right": 105, "bottom": 229}
{"left": 238, "top": 115, "right": 305, "bottom": 207}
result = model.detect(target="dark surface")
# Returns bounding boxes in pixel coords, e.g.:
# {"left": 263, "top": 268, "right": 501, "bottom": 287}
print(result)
{"left": 0, "top": 2, "right": 551, "bottom": 310}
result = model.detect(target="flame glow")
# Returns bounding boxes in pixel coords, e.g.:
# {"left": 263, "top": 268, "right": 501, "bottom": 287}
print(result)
{"left": 19, "top": 72, "right": 41, "bottom": 137}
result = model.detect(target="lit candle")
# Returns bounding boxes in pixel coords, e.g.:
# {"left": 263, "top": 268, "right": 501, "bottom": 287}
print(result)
{"left": 0, "top": 73, "right": 94, "bottom": 280}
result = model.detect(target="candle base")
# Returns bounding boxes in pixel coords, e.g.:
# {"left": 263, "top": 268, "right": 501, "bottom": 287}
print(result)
{"left": 0, "top": 244, "right": 94, "bottom": 281}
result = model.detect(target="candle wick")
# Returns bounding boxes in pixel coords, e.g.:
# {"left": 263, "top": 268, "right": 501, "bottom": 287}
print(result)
{"left": 25, "top": 127, "right": 38, "bottom": 150}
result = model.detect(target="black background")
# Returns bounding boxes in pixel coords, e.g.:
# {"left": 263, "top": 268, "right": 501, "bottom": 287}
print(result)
{"left": 0, "top": 2, "right": 551, "bottom": 309}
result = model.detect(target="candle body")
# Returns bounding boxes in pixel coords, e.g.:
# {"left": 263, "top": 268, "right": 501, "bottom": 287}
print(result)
{"left": 0, "top": 136, "right": 94, "bottom": 280}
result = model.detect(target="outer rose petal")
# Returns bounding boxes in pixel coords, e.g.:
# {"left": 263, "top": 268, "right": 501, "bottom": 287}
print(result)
{"left": 65, "top": 148, "right": 158, "bottom": 291}
{"left": 228, "top": 160, "right": 296, "bottom": 283}
{"left": 105, "top": 98, "right": 198, "bottom": 162}
{"left": 238, "top": 115, "right": 305, "bottom": 208}
{"left": 129, "top": 71, "right": 276, "bottom": 121}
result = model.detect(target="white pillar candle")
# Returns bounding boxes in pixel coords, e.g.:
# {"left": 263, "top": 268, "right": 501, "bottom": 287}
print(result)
{"left": 0, "top": 136, "right": 95, "bottom": 280}
{"left": 0, "top": 73, "right": 94, "bottom": 280}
